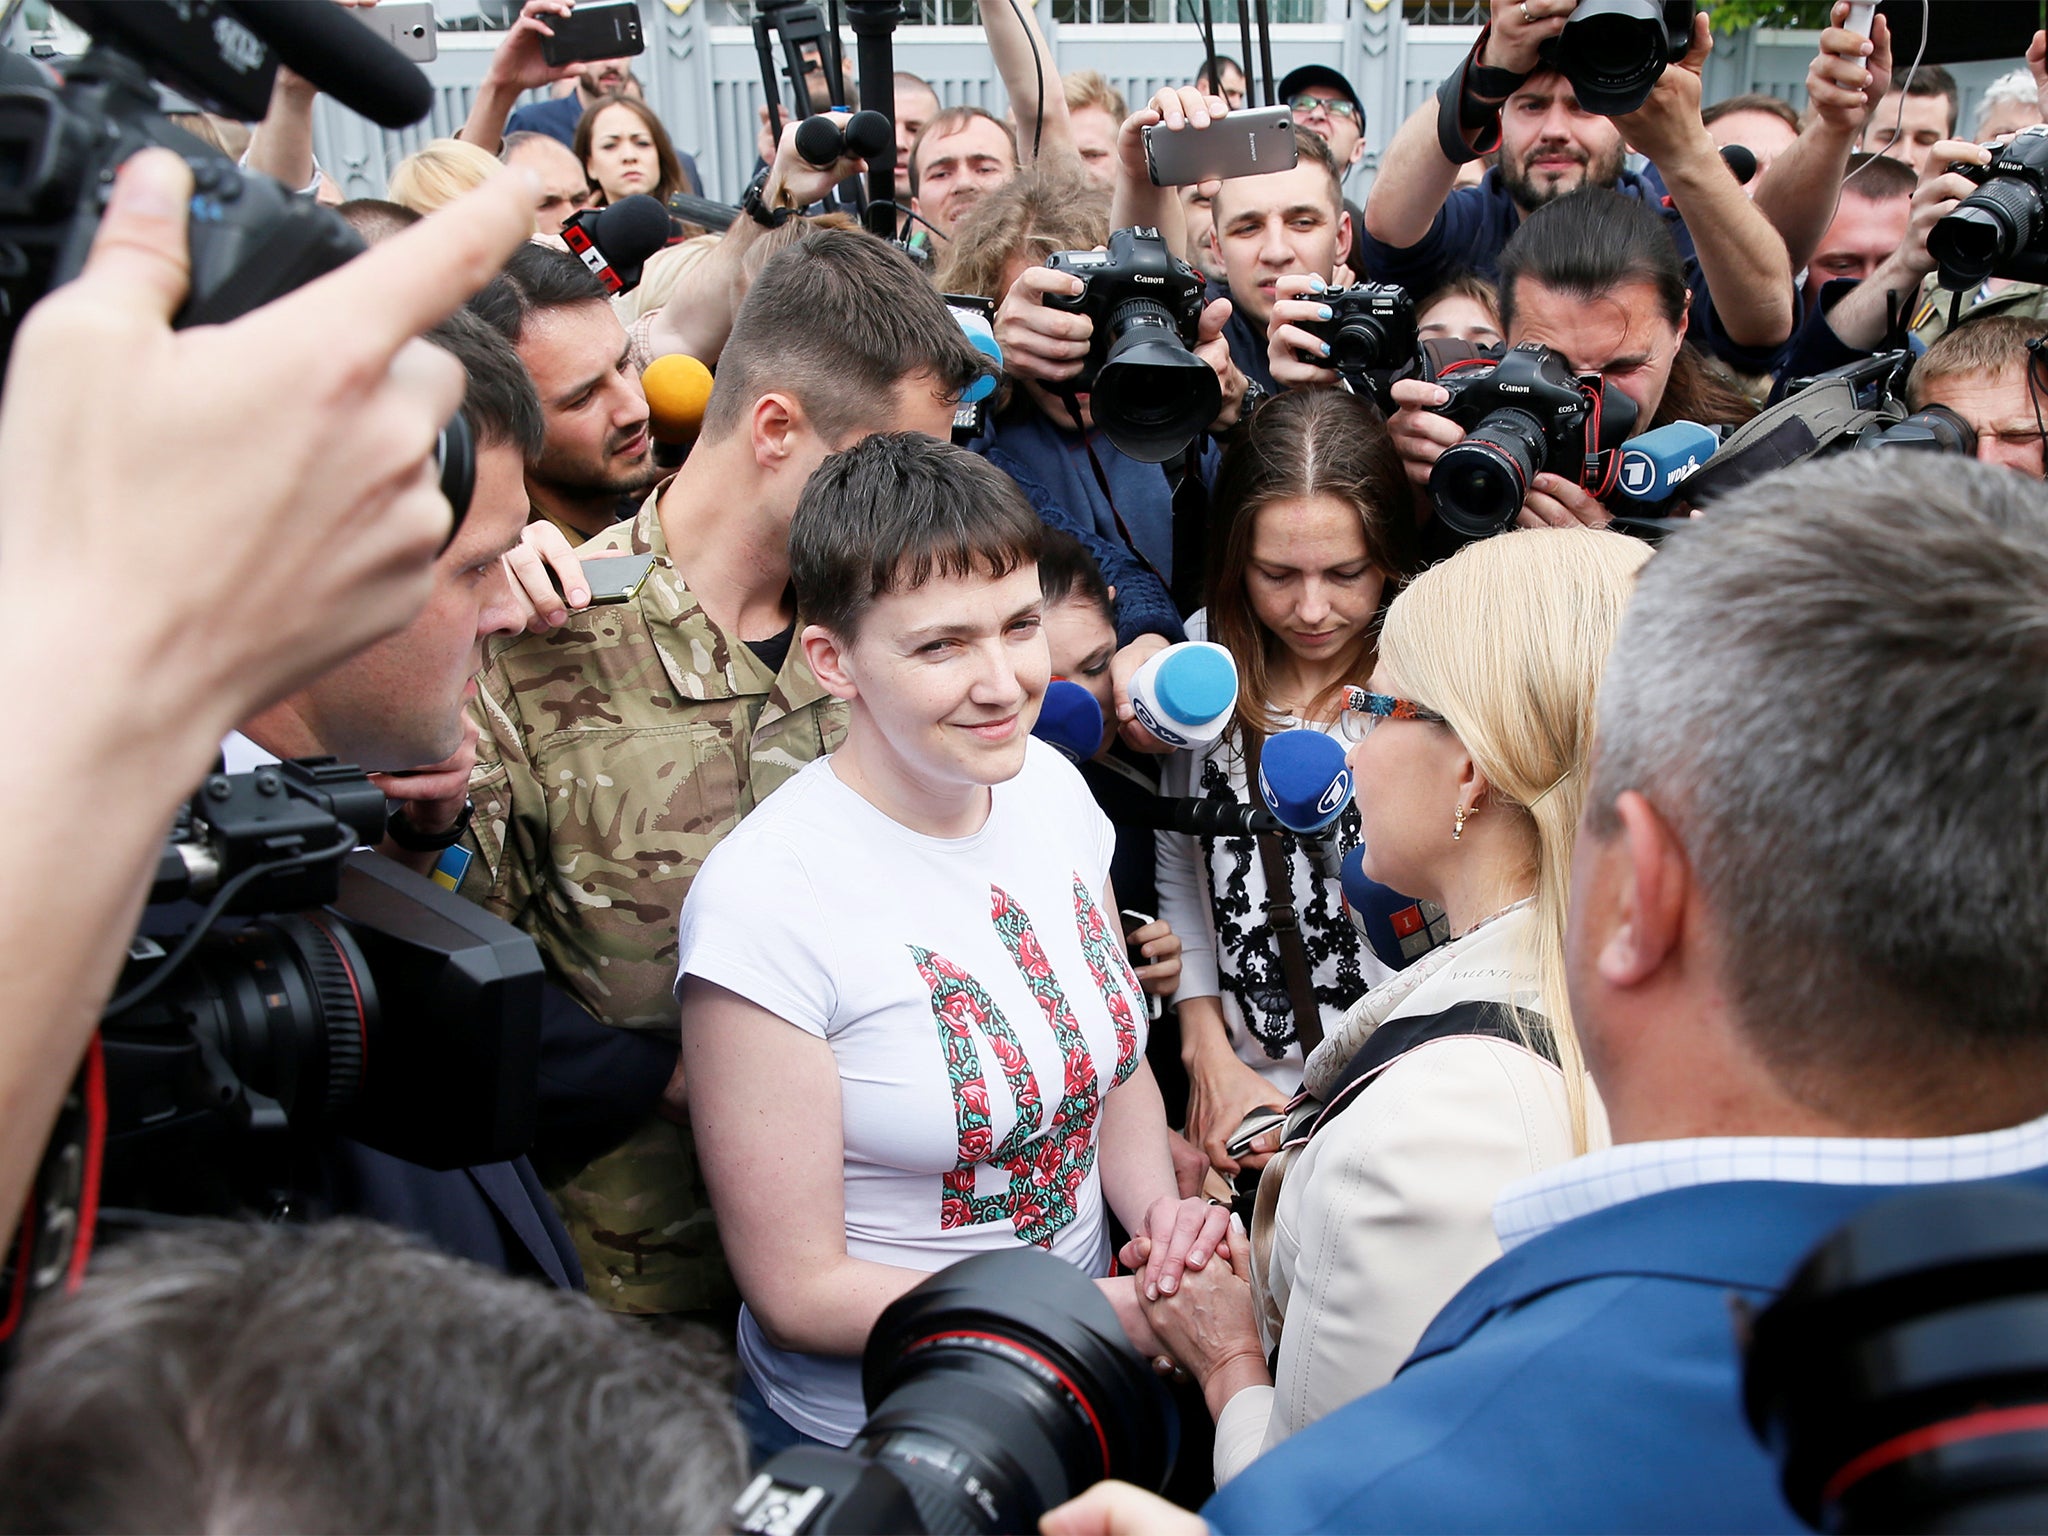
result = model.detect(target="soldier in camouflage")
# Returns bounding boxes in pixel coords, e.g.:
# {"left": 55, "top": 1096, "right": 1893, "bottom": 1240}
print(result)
{"left": 457, "top": 230, "right": 992, "bottom": 1315}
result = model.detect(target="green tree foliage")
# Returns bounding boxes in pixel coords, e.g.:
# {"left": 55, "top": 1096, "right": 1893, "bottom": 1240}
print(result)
{"left": 1701, "top": 0, "right": 1835, "bottom": 29}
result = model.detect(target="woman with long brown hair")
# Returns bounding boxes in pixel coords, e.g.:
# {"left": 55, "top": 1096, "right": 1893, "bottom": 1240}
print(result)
{"left": 1155, "top": 386, "right": 1422, "bottom": 1179}
{"left": 572, "top": 92, "right": 692, "bottom": 210}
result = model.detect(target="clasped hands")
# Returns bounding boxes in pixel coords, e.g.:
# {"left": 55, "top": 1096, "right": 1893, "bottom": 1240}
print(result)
{"left": 1116, "top": 1207, "right": 1267, "bottom": 1410}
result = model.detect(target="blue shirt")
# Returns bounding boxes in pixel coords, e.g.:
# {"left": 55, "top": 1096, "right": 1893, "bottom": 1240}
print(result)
{"left": 1355, "top": 165, "right": 1791, "bottom": 376}
{"left": 971, "top": 405, "right": 1210, "bottom": 649}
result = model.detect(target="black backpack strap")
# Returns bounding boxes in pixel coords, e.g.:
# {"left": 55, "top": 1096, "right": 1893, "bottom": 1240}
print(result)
{"left": 1302, "top": 1000, "right": 1557, "bottom": 1146}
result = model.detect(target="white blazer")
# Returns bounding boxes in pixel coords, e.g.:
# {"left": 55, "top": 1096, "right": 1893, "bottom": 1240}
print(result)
{"left": 1212, "top": 905, "right": 1609, "bottom": 1485}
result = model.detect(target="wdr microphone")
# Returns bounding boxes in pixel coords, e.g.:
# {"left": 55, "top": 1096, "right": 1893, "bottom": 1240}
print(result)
{"left": 561, "top": 195, "right": 672, "bottom": 296}
{"left": 1033, "top": 680, "right": 1105, "bottom": 764}
{"left": 1129, "top": 642, "right": 1238, "bottom": 748}
{"left": 952, "top": 306, "right": 1001, "bottom": 406}
{"left": 1340, "top": 845, "right": 1450, "bottom": 972}
{"left": 1257, "top": 727, "right": 1352, "bottom": 881}
{"left": 1612, "top": 420, "right": 1718, "bottom": 503}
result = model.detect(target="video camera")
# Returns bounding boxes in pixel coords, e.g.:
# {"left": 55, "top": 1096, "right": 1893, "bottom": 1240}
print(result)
{"left": 2, "top": 759, "right": 543, "bottom": 1346}
{"left": 733, "top": 1249, "right": 1178, "bottom": 1535}
{"left": 1929, "top": 125, "right": 2048, "bottom": 291}
{"left": 1045, "top": 227, "right": 1217, "bottom": 463}
{"left": 0, "top": 1, "right": 474, "bottom": 520}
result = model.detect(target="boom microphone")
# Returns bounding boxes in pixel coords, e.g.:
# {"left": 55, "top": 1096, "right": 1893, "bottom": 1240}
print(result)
{"left": 1340, "top": 845, "right": 1449, "bottom": 972}
{"left": 223, "top": 0, "right": 435, "bottom": 128}
{"left": 562, "top": 195, "right": 672, "bottom": 296}
{"left": 1118, "top": 796, "right": 1281, "bottom": 838}
{"left": 1256, "top": 727, "right": 1352, "bottom": 881}
{"left": 1033, "top": 680, "right": 1106, "bottom": 764}
{"left": 794, "top": 110, "right": 894, "bottom": 169}
{"left": 1612, "top": 420, "right": 1718, "bottom": 503}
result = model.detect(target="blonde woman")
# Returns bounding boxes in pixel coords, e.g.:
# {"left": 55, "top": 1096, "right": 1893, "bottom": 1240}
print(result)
{"left": 1136, "top": 527, "right": 1650, "bottom": 1486}
{"left": 386, "top": 138, "right": 502, "bottom": 215}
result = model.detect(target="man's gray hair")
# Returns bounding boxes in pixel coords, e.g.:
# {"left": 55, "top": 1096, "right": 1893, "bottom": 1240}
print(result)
{"left": 1589, "top": 455, "right": 2048, "bottom": 1081}
{"left": 1975, "top": 67, "right": 2039, "bottom": 137}
{"left": 0, "top": 1220, "right": 747, "bottom": 1533}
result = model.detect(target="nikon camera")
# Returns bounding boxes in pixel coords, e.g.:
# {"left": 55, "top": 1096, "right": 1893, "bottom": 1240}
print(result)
{"left": 1928, "top": 124, "right": 2048, "bottom": 290}
{"left": 1044, "top": 226, "right": 1217, "bottom": 463}
{"left": 1427, "top": 342, "right": 1639, "bottom": 541}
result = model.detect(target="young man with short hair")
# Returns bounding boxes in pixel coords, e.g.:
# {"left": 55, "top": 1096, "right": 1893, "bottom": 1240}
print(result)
{"left": 1858, "top": 61, "right": 1957, "bottom": 177}
{"left": 909, "top": 105, "right": 1021, "bottom": 243}
{"left": 1210, "top": 126, "right": 1350, "bottom": 395}
{"left": 457, "top": 230, "right": 991, "bottom": 1318}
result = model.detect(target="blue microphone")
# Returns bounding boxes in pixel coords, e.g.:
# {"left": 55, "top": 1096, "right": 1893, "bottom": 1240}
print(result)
{"left": 951, "top": 307, "right": 1002, "bottom": 406}
{"left": 1340, "top": 846, "right": 1451, "bottom": 972}
{"left": 1612, "top": 420, "right": 1718, "bottom": 503}
{"left": 1256, "top": 728, "right": 1352, "bottom": 881}
{"left": 1033, "top": 679, "right": 1104, "bottom": 764}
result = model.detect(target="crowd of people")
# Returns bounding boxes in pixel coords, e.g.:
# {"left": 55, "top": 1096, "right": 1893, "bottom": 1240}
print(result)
{"left": 7, "top": 0, "right": 2048, "bottom": 1531}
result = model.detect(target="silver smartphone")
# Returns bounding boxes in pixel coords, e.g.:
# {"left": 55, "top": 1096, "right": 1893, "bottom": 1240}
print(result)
{"left": 356, "top": 2, "right": 437, "bottom": 62}
{"left": 1145, "top": 104, "right": 1298, "bottom": 187}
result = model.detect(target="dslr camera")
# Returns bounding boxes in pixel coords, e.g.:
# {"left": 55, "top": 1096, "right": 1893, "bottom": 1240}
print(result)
{"left": 1044, "top": 226, "right": 1218, "bottom": 463}
{"left": 1426, "top": 341, "right": 1639, "bottom": 541}
{"left": 1540, "top": 0, "right": 1696, "bottom": 117}
{"left": 1293, "top": 282, "right": 1420, "bottom": 405}
{"left": 1928, "top": 125, "right": 2048, "bottom": 289}
{"left": 734, "top": 1249, "right": 1177, "bottom": 1535}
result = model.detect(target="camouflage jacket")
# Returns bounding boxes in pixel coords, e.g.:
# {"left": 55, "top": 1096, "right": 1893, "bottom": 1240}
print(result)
{"left": 1912, "top": 274, "right": 2048, "bottom": 348}
{"left": 461, "top": 489, "right": 845, "bottom": 1313}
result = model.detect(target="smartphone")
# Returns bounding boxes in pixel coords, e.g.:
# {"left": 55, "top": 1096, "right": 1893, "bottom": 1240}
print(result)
{"left": 355, "top": 2, "right": 436, "bottom": 62}
{"left": 1225, "top": 1105, "right": 1289, "bottom": 1160}
{"left": 539, "top": 0, "right": 646, "bottom": 67}
{"left": 1145, "top": 104, "right": 1298, "bottom": 187}
{"left": 575, "top": 552, "right": 658, "bottom": 606}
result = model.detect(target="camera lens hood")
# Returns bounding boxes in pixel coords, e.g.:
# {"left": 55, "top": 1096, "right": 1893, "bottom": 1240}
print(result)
{"left": 1093, "top": 317, "right": 1221, "bottom": 464}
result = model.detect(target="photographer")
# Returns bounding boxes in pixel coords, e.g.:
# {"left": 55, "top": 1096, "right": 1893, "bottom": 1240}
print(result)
{"left": 1361, "top": 0, "right": 1794, "bottom": 368}
{"left": 1357, "top": 189, "right": 1756, "bottom": 533}
{"left": 457, "top": 230, "right": 987, "bottom": 1320}
{"left": 676, "top": 434, "right": 1225, "bottom": 1457}
{"left": 0, "top": 151, "right": 539, "bottom": 1235}
{"left": 1907, "top": 315, "right": 2048, "bottom": 480}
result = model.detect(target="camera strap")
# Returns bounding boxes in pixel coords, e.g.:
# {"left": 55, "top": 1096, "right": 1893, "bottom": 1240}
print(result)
{"left": 0, "top": 1036, "right": 105, "bottom": 1354}
{"left": 1241, "top": 731, "right": 1325, "bottom": 1061}
{"left": 1058, "top": 389, "right": 1176, "bottom": 595}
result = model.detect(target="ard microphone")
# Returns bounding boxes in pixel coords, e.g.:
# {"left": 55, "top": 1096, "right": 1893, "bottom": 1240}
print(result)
{"left": 1612, "top": 420, "right": 1718, "bottom": 503}
{"left": 562, "top": 195, "right": 671, "bottom": 296}
{"left": 1129, "top": 642, "right": 1238, "bottom": 748}
{"left": 1340, "top": 846, "right": 1450, "bottom": 972}
{"left": 794, "top": 110, "right": 894, "bottom": 169}
{"left": 1720, "top": 143, "right": 1759, "bottom": 186}
{"left": 642, "top": 354, "right": 715, "bottom": 446}
{"left": 1033, "top": 680, "right": 1105, "bottom": 764}
{"left": 1257, "top": 727, "right": 1352, "bottom": 881}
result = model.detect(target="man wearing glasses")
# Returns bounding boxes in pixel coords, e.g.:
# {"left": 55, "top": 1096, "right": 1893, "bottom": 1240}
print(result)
{"left": 1277, "top": 65, "right": 1372, "bottom": 279}
{"left": 1908, "top": 317, "right": 2048, "bottom": 481}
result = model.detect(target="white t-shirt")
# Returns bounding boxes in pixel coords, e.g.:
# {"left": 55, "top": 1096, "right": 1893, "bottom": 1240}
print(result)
{"left": 674, "top": 739, "right": 1149, "bottom": 1444}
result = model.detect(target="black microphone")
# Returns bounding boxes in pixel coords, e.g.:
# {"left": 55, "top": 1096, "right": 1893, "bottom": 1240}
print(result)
{"left": 561, "top": 195, "right": 671, "bottom": 295}
{"left": 1115, "top": 796, "right": 1282, "bottom": 839}
{"left": 222, "top": 0, "right": 434, "bottom": 128}
{"left": 793, "top": 110, "right": 894, "bottom": 169}
{"left": 667, "top": 194, "right": 741, "bottom": 233}
{"left": 1720, "top": 143, "right": 1759, "bottom": 186}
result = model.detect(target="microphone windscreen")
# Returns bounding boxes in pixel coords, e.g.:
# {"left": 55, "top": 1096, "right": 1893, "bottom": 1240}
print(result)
{"left": 643, "top": 353, "right": 715, "bottom": 444}
{"left": 1257, "top": 728, "right": 1352, "bottom": 835}
{"left": 951, "top": 308, "right": 1002, "bottom": 405}
{"left": 794, "top": 114, "right": 846, "bottom": 169}
{"left": 1720, "top": 143, "right": 1759, "bottom": 185}
{"left": 1613, "top": 420, "right": 1719, "bottom": 502}
{"left": 845, "top": 110, "right": 895, "bottom": 160}
{"left": 1340, "top": 846, "right": 1450, "bottom": 972}
{"left": 1154, "top": 645, "right": 1236, "bottom": 724}
{"left": 223, "top": 0, "right": 433, "bottom": 127}
{"left": 1033, "top": 680, "right": 1105, "bottom": 764}
{"left": 592, "top": 195, "right": 673, "bottom": 267}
